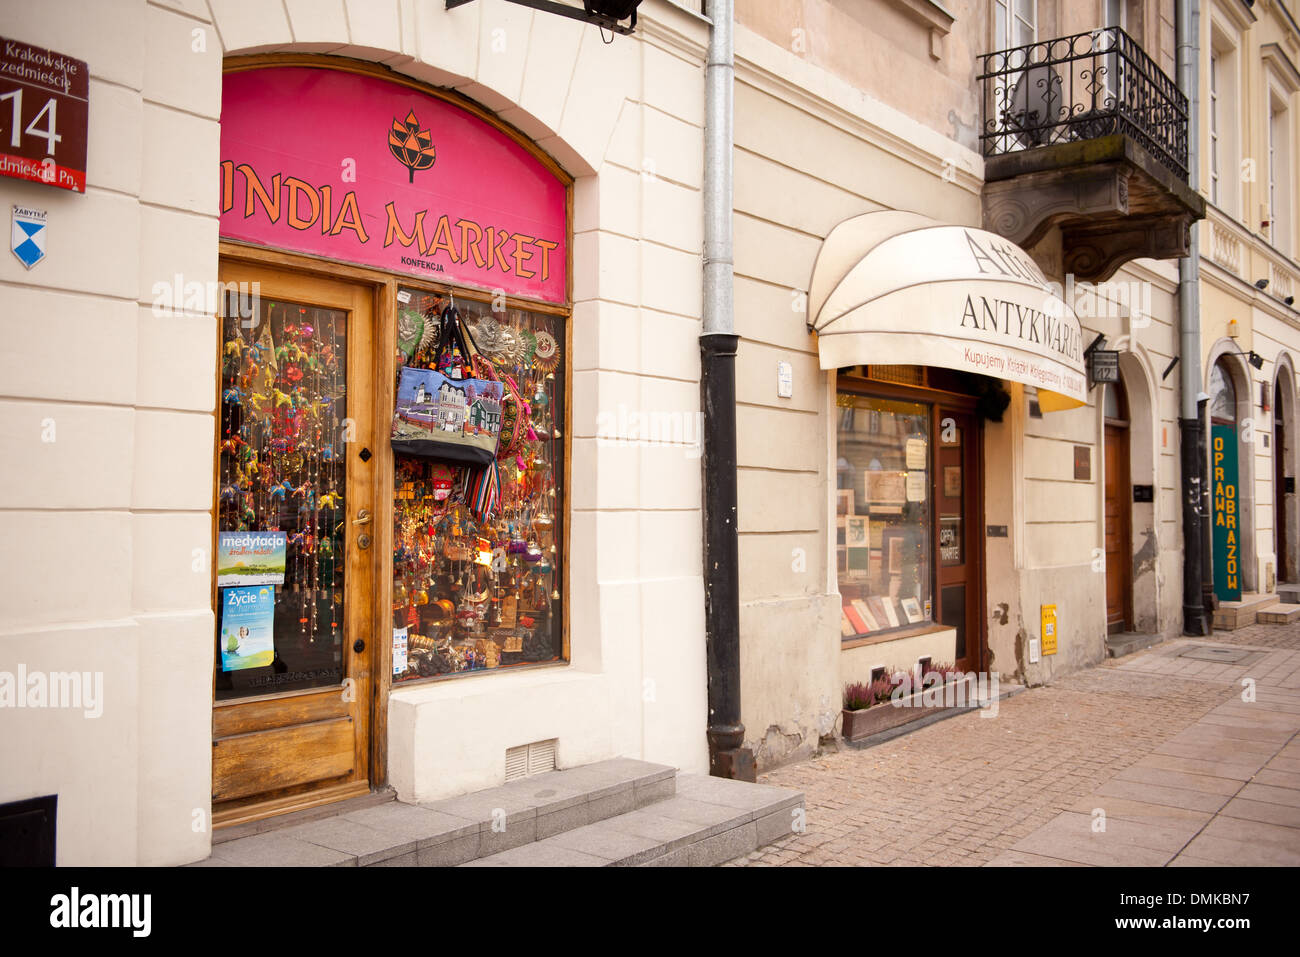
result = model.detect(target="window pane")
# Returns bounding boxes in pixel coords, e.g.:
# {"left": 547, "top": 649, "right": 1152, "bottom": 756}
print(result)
{"left": 938, "top": 421, "right": 964, "bottom": 567}
{"left": 216, "top": 298, "right": 349, "bottom": 699}
{"left": 836, "top": 393, "right": 932, "bottom": 638}
{"left": 1209, "top": 359, "right": 1236, "bottom": 422}
{"left": 391, "top": 288, "right": 564, "bottom": 680}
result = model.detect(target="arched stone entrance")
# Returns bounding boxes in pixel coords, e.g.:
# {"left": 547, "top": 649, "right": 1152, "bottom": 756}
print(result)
{"left": 1205, "top": 342, "right": 1257, "bottom": 598}
{"left": 1102, "top": 351, "right": 1161, "bottom": 634}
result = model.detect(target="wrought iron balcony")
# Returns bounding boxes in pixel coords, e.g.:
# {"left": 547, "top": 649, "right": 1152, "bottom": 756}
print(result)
{"left": 976, "top": 27, "right": 1204, "bottom": 283}
{"left": 978, "top": 26, "right": 1188, "bottom": 180}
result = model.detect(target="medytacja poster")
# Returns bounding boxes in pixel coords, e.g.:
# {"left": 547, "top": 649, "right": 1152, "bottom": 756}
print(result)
{"left": 217, "top": 531, "right": 287, "bottom": 586}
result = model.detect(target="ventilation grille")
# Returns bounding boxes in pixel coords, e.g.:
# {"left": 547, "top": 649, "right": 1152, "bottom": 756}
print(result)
{"left": 505, "top": 739, "right": 558, "bottom": 782}
{"left": 868, "top": 364, "right": 925, "bottom": 386}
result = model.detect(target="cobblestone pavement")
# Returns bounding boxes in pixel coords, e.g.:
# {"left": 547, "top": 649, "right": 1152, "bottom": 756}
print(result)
{"left": 725, "top": 620, "right": 1300, "bottom": 866}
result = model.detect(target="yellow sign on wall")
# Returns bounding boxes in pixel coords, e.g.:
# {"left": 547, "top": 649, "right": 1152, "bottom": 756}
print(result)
{"left": 1041, "top": 604, "right": 1058, "bottom": 656}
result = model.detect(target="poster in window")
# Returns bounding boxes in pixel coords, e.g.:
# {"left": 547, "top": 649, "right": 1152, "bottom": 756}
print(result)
{"left": 943, "top": 466, "right": 962, "bottom": 498}
{"left": 836, "top": 489, "right": 855, "bottom": 516}
{"left": 217, "top": 531, "right": 287, "bottom": 587}
{"left": 219, "top": 585, "right": 276, "bottom": 672}
{"left": 881, "top": 527, "right": 907, "bottom": 579}
{"left": 905, "top": 437, "right": 927, "bottom": 469}
{"left": 905, "top": 471, "right": 927, "bottom": 502}
{"left": 866, "top": 470, "right": 907, "bottom": 505}
{"left": 845, "top": 516, "right": 868, "bottom": 547}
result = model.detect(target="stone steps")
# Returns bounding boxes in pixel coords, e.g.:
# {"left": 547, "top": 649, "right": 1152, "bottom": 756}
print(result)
{"left": 1256, "top": 603, "right": 1300, "bottom": 624}
{"left": 1213, "top": 593, "right": 1279, "bottom": 631}
{"left": 1105, "top": 632, "right": 1161, "bottom": 658}
{"left": 194, "top": 757, "right": 803, "bottom": 868}
{"left": 1277, "top": 583, "right": 1300, "bottom": 605}
{"left": 464, "top": 773, "right": 804, "bottom": 867}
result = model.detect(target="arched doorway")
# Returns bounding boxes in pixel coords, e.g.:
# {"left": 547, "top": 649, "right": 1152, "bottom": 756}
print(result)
{"left": 1209, "top": 355, "right": 1245, "bottom": 601}
{"left": 1103, "top": 375, "right": 1132, "bottom": 633}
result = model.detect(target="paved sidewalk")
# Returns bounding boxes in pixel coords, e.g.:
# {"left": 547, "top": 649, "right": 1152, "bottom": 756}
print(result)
{"left": 726, "top": 622, "right": 1300, "bottom": 867}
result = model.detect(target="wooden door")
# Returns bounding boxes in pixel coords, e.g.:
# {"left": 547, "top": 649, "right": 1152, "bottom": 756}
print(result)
{"left": 211, "top": 260, "right": 378, "bottom": 828}
{"left": 1103, "top": 424, "right": 1133, "bottom": 633}
{"left": 935, "top": 408, "right": 982, "bottom": 673}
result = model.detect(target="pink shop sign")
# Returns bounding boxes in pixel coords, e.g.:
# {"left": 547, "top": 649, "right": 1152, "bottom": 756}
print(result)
{"left": 219, "top": 67, "right": 568, "bottom": 303}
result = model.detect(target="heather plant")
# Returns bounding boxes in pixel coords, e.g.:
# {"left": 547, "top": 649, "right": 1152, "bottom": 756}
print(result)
{"left": 843, "top": 681, "right": 876, "bottom": 711}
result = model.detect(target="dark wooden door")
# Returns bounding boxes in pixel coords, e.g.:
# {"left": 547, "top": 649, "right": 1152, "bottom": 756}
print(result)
{"left": 935, "top": 408, "right": 982, "bottom": 673}
{"left": 1104, "top": 424, "right": 1133, "bottom": 633}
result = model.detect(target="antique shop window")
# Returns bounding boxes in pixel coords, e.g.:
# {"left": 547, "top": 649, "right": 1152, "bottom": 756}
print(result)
{"left": 836, "top": 391, "right": 933, "bottom": 638}
{"left": 391, "top": 286, "right": 564, "bottom": 680}
{"left": 216, "top": 298, "right": 349, "bottom": 698}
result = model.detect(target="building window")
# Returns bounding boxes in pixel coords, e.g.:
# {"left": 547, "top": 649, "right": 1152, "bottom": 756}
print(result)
{"left": 391, "top": 287, "right": 564, "bottom": 680}
{"left": 1210, "top": 50, "right": 1220, "bottom": 205}
{"left": 836, "top": 392, "right": 933, "bottom": 638}
{"left": 1208, "top": 27, "right": 1240, "bottom": 217}
{"left": 1267, "top": 92, "right": 1291, "bottom": 253}
{"left": 1209, "top": 357, "right": 1237, "bottom": 424}
{"left": 993, "top": 0, "right": 1036, "bottom": 50}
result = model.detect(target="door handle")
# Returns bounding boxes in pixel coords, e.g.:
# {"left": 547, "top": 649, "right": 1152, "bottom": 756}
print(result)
{"left": 353, "top": 509, "right": 371, "bottom": 526}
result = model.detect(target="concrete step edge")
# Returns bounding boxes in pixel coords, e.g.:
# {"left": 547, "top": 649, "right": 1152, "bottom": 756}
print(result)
{"left": 462, "top": 789, "right": 806, "bottom": 868}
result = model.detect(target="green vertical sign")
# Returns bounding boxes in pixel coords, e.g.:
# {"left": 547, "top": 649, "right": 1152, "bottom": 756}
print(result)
{"left": 1212, "top": 424, "right": 1241, "bottom": 602}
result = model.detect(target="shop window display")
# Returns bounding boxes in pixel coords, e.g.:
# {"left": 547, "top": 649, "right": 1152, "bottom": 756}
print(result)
{"left": 216, "top": 299, "right": 349, "bottom": 698}
{"left": 391, "top": 287, "right": 564, "bottom": 680}
{"left": 836, "top": 392, "right": 932, "bottom": 638}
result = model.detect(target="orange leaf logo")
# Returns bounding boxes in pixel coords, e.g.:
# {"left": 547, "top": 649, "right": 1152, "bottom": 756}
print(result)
{"left": 389, "top": 109, "right": 436, "bottom": 183}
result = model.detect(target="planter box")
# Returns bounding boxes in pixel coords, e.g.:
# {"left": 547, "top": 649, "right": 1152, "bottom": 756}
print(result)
{"left": 841, "top": 675, "right": 975, "bottom": 742}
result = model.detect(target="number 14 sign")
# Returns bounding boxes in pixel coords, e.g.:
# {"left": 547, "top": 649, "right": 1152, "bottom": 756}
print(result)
{"left": 0, "top": 37, "right": 88, "bottom": 193}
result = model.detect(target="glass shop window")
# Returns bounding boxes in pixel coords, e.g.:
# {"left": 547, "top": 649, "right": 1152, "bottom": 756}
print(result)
{"left": 391, "top": 287, "right": 564, "bottom": 680}
{"left": 215, "top": 299, "right": 349, "bottom": 699}
{"left": 836, "top": 392, "right": 932, "bottom": 638}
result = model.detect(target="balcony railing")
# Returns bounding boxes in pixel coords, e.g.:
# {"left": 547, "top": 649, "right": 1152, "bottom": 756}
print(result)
{"left": 978, "top": 27, "right": 1189, "bottom": 182}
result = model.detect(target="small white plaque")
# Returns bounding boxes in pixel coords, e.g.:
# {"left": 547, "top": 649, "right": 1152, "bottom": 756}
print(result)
{"left": 777, "top": 360, "right": 793, "bottom": 398}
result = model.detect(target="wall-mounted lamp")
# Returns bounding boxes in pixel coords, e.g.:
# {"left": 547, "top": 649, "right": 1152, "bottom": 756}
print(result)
{"left": 1255, "top": 278, "right": 1270, "bottom": 290}
{"left": 1228, "top": 318, "right": 1240, "bottom": 338}
{"left": 1229, "top": 340, "right": 1265, "bottom": 370}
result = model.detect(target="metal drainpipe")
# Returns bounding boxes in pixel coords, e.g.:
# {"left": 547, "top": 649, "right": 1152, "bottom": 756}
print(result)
{"left": 1177, "top": 0, "right": 1210, "bottom": 635}
{"left": 700, "top": 0, "right": 753, "bottom": 780}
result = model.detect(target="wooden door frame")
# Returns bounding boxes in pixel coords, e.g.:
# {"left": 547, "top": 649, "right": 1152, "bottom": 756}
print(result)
{"left": 834, "top": 371, "right": 988, "bottom": 672}
{"left": 214, "top": 241, "right": 576, "bottom": 819}
{"left": 211, "top": 252, "right": 383, "bottom": 827}
{"left": 933, "top": 404, "right": 986, "bottom": 674}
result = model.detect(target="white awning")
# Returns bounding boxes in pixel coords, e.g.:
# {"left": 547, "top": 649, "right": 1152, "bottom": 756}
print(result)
{"left": 809, "top": 210, "right": 1087, "bottom": 407}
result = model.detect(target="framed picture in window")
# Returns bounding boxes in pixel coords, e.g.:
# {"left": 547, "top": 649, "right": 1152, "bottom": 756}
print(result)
{"left": 845, "top": 516, "right": 868, "bottom": 547}
{"left": 880, "top": 527, "right": 907, "bottom": 580}
{"left": 866, "top": 469, "right": 907, "bottom": 506}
